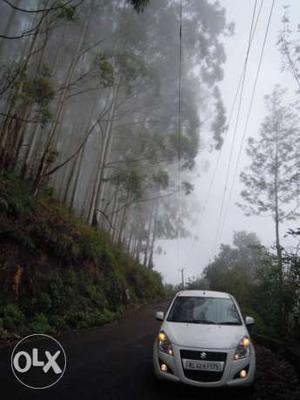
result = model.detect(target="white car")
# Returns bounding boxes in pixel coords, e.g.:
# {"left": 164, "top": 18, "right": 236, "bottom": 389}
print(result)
{"left": 153, "top": 290, "right": 256, "bottom": 391}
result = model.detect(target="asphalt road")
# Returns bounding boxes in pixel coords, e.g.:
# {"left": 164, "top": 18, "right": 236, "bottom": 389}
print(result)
{"left": 0, "top": 302, "right": 299, "bottom": 400}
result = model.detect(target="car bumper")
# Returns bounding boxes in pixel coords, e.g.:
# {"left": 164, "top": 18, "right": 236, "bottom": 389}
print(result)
{"left": 153, "top": 341, "right": 256, "bottom": 388}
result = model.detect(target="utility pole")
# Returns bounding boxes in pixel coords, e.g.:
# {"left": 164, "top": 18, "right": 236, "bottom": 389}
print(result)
{"left": 178, "top": 268, "right": 185, "bottom": 290}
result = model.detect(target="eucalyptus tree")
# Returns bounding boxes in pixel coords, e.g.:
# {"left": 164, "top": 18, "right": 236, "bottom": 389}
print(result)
{"left": 101, "top": 0, "right": 232, "bottom": 258}
{"left": 0, "top": 0, "right": 232, "bottom": 271}
{"left": 0, "top": 1, "right": 85, "bottom": 188}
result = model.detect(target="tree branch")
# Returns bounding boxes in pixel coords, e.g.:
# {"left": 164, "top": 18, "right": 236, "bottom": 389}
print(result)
{"left": 44, "top": 101, "right": 112, "bottom": 177}
{"left": 107, "top": 190, "right": 178, "bottom": 216}
{"left": 0, "top": 10, "right": 46, "bottom": 39}
{"left": 0, "top": 112, "right": 52, "bottom": 124}
{"left": 3, "top": 0, "right": 74, "bottom": 13}
{"left": 95, "top": 209, "right": 116, "bottom": 231}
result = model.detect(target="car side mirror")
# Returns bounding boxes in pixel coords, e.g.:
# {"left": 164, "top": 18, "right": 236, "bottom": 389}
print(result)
{"left": 245, "top": 316, "right": 255, "bottom": 326}
{"left": 155, "top": 311, "right": 164, "bottom": 321}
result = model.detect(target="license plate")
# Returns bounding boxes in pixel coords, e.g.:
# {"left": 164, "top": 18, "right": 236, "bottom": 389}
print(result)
{"left": 182, "top": 359, "right": 224, "bottom": 371}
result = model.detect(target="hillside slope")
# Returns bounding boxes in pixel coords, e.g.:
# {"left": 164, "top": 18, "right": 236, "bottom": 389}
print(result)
{"left": 0, "top": 173, "right": 164, "bottom": 339}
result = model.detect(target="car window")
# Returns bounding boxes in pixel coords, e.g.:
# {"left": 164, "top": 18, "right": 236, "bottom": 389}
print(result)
{"left": 167, "top": 296, "right": 242, "bottom": 325}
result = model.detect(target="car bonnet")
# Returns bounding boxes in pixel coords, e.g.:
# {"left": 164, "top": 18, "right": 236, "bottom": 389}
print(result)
{"left": 162, "top": 320, "right": 247, "bottom": 350}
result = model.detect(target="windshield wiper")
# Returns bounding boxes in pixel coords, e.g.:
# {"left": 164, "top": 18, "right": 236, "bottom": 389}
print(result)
{"left": 170, "top": 319, "right": 218, "bottom": 324}
{"left": 218, "top": 321, "right": 241, "bottom": 325}
{"left": 170, "top": 319, "right": 195, "bottom": 323}
{"left": 193, "top": 320, "right": 218, "bottom": 324}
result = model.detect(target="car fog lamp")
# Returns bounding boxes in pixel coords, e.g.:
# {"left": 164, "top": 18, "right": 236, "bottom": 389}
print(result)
{"left": 160, "top": 363, "right": 168, "bottom": 372}
{"left": 240, "top": 369, "right": 247, "bottom": 378}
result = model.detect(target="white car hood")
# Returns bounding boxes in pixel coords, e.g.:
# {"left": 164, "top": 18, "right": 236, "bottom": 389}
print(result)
{"left": 163, "top": 321, "right": 247, "bottom": 350}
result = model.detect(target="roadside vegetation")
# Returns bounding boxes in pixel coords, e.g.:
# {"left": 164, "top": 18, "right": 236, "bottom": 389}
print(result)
{"left": 0, "top": 173, "right": 164, "bottom": 339}
{"left": 185, "top": 230, "right": 300, "bottom": 343}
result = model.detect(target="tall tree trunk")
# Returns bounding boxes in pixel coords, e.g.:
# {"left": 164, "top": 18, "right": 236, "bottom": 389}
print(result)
{"left": 88, "top": 82, "right": 119, "bottom": 226}
{"left": 67, "top": 104, "right": 98, "bottom": 208}
{"left": 69, "top": 146, "right": 85, "bottom": 209}
{"left": 148, "top": 201, "right": 159, "bottom": 269}
{"left": 117, "top": 192, "right": 130, "bottom": 244}
{"left": 110, "top": 186, "right": 121, "bottom": 241}
{"left": 34, "top": 1, "right": 95, "bottom": 194}
{"left": 0, "top": 8, "right": 47, "bottom": 172}
{"left": 274, "top": 124, "right": 283, "bottom": 280}
{"left": 143, "top": 202, "right": 155, "bottom": 267}
{"left": 274, "top": 119, "right": 284, "bottom": 335}
{"left": 127, "top": 223, "right": 134, "bottom": 253}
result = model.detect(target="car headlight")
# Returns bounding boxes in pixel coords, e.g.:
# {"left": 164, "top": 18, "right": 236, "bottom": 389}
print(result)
{"left": 233, "top": 336, "right": 250, "bottom": 360}
{"left": 158, "top": 331, "right": 174, "bottom": 356}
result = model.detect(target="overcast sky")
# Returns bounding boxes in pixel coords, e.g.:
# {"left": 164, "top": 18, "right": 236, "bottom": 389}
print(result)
{"left": 154, "top": 0, "right": 300, "bottom": 285}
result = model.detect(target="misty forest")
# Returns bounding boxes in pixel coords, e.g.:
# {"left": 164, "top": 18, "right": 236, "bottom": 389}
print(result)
{"left": 0, "top": 0, "right": 299, "bottom": 345}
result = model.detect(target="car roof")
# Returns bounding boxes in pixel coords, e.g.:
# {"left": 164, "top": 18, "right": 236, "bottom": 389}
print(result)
{"left": 176, "top": 290, "right": 231, "bottom": 299}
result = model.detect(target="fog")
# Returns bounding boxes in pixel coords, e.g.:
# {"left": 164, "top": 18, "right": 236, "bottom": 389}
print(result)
{"left": 155, "top": 0, "right": 300, "bottom": 284}
{"left": 0, "top": 0, "right": 299, "bottom": 287}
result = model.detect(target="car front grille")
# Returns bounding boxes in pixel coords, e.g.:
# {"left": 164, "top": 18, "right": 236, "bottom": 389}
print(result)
{"left": 180, "top": 350, "right": 227, "bottom": 361}
{"left": 180, "top": 349, "right": 227, "bottom": 383}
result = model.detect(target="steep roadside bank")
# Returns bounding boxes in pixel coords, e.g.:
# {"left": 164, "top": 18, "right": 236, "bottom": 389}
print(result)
{"left": 0, "top": 173, "right": 164, "bottom": 340}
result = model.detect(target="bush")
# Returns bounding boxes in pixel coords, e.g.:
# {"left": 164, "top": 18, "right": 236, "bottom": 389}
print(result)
{"left": 241, "top": 306, "right": 267, "bottom": 335}
{"left": 30, "top": 313, "right": 53, "bottom": 334}
{"left": 0, "top": 304, "right": 26, "bottom": 332}
{"left": 65, "top": 309, "right": 115, "bottom": 330}
{"left": 49, "top": 315, "right": 67, "bottom": 332}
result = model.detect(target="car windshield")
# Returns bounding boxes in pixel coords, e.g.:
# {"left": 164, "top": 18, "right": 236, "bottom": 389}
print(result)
{"left": 167, "top": 296, "right": 242, "bottom": 325}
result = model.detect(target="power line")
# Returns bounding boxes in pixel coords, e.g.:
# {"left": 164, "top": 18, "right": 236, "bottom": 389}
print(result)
{"left": 209, "top": 0, "right": 263, "bottom": 257}
{"left": 195, "top": 0, "right": 264, "bottom": 231}
{"left": 217, "top": 0, "right": 275, "bottom": 246}
{"left": 176, "top": 0, "right": 183, "bottom": 273}
{"left": 199, "top": 72, "right": 244, "bottom": 226}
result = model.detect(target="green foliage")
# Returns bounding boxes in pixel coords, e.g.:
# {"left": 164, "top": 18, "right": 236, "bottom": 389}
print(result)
{"left": 94, "top": 54, "right": 115, "bottom": 87}
{"left": 46, "top": 149, "right": 59, "bottom": 165}
{"left": 116, "top": 52, "right": 149, "bottom": 83}
{"left": 57, "top": 4, "right": 78, "bottom": 21}
{"left": 0, "top": 173, "right": 33, "bottom": 218}
{"left": 238, "top": 86, "right": 300, "bottom": 221}
{"left": 0, "top": 173, "right": 164, "bottom": 338}
{"left": 152, "top": 170, "right": 169, "bottom": 189}
{"left": 182, "top": 181, "right": 194, "bottom": 196}
{"left": 198, "top": 230, "right": 299, "bottom": 341}
{"left": 241, "top": 306, "right": 267, "bottom": 335}
{"left": 111, "top": 168, "right": 143, "bottom": 200}
{"left": 127, "top": 0, "right": 150, "bottom": 13}
{"left": 23, "top": 76, "right": 54, "bottom": 106}
{"left": 30, "top": 313, "right": 53, "bottom": 334}
{"left": 66, "top": 309, "right": 115, "bottom": 330}
{"left": 21, "top": 66, "right": 55, "bottom": 123}
{"left": 0, "top": 304, "right": 26, "bottom": 332}
{"left": 124, "top": 261, "right": 164, "bottom": 301}
{"left": 186, "top": 277, "right": 209, "bottom": 290}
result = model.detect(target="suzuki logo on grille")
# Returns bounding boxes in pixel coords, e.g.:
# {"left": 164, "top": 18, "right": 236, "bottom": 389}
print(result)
{"left": 200, "top": 352, "right": 207, "bottom": 359}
